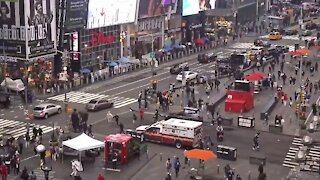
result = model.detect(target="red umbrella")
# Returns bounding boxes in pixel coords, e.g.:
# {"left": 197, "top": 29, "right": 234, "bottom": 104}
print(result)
{"left": 296, "top": 49, "right": 311, "bottom": 54}
{"left": 244, "top": 74, "right": 264, "bottom": 81}
{"left": 249, "top": 72, "right": 268, "bottom": 78}
{"left": 288, "top": 51, "right": 304, "bottom": 56}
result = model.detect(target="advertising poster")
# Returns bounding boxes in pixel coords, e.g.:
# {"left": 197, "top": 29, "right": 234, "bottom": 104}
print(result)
{"left": 87, "top": 0, "right": 137, "bottom": 29}
{"left": 26, "top": 0, "right": 57, "bottom": 58}
{"left": 138, "top": 0, "right": 178, "bottom": 19}
{"left": 0, "top": 0, "right": 26, "bottom": 58}
{"left": 182, "top": 0, "right": 217, "bottom": 16}
{"left": 65, "top": 0, "right": 88, "bottom": 30}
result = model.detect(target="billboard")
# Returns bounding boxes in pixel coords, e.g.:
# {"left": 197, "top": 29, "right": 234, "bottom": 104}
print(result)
{"left": 0, "top": 0, "right": 57, "bottom": 59}
{"left": 26, "top": 0, "right": 57, "bottom": 58}
{"left": 86, "top": 0, "right": 137, "bottom": 29}
{"left": 138, "top": 0, "right": 178, "bottom": 19}
{"left": 182, "top": 0, "right": 217, "bottom": 16}
{"left": 65, "top": 0, "right": 88, "bottom": 30}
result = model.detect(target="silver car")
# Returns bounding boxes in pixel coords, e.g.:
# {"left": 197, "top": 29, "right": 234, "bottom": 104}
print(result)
{"left": 86, "top": 98, "right": 114, "bottom": 111}
{"left": 33, "top": 103, "right": 62, "bottom": 119}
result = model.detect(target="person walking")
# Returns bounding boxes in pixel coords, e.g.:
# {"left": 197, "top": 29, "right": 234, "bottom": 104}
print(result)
{"left": 154, "top": 109, "right": 159, "bottom": 122}
{"left": 17, "top": 136, "right": 23, "bottom": 154}
{"left": 139, "top": 108, "right": 144, "bottom": 121}
{"left": 236, "top": 174, "right": 242, "bottom": 180}
{"left": 253, "top": 132, "right": 260, "bottom": 150}
{"left": 71, "top": 109, "right": 80, "bottom": 132}
{"left": 113, "top": 114, "right": 119, "bottom": 125}
{"left": 25, "top": 131, "right": 30, "bottom": 149}
{"left": 29, "top": 171, "right": 37, "bottom": 180}
{"left": 97, "top": 174, "right": 105, "bottom": 180}
{"left": 174, "top": 157, "right": 181, "bottom": 177}
{"left": 132, "top": 113, "right": 137, "bottom": 124}
{"left": 106, "top": 111, "right": 113, "bottom": 123}
{"left": 165, "top": 172, "right": 172, "bottom": 180}
{"left": 70, "top": 161, "right": 78, "bottom": 177}
{"left": 119, "top": 123, "right": 124, "bottom": 134}
{"left": 166, "top": 158, "right": 172, "bottom": 173}
{"left": 20, "top": 167, "right": 29, "bottom": 180}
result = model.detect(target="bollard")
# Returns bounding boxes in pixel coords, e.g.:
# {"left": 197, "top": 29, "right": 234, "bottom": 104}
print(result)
{"left": 160, "top": 153, "right": 163, "bottom": 161}
{"left": 217, "top": 164, "right": 220, "bottom": 174}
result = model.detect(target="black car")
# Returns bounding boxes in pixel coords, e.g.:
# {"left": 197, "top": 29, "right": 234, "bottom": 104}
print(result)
{"left": 285, "top": 29, "right": 298, "bottom": 35}
{"left": 169, "top": 63, "right": 189, "bottom": 74}
{"left": 198, "top": 52, "right": 217, "bottom": 63}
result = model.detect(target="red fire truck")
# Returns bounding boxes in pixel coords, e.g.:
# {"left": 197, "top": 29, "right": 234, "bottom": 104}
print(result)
{"left": 128, "top": 118, "right": 203, "bottom": 149}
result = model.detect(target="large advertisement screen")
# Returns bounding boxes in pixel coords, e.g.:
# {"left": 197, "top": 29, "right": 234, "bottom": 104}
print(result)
{"left": 0, "top": 0, "right": 57, "bottom": 59}
{"left": 65, "top": 0, "right": 88, "bottom": 31}
{"left": 86, "top": 0, "right": 137, "bottom": 29}
{"left": 138, "top": 0, "right": 178, "bottom": 19}
{"left": 26, "top": 0, "right": 57, "bottom": 58}
{"left": 182, "top": 0, "right": 216, "bottom": 16}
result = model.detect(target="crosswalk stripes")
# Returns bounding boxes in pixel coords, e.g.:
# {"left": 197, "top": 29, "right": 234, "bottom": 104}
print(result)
{"left": 7, "top": 167, "right": 56, "bottom": 180}
{"left": 0, "top": 119, "right": 55, "bottom": 139}
{"left": 47, "top": 91, "right": 137, "bottom": 108}
{"left": 283, "top": 137, "right": 320, "bottom": 172}
{"left": 259, "top": 35, "right": 317, "bottom": 41}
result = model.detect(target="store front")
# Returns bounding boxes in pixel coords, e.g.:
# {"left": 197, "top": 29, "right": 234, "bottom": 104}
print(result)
{"left": 78, "top": 26, "right": 121, "bottom": 72}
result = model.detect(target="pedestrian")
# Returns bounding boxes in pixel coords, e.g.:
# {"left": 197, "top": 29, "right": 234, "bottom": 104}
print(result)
{"left": 138, "top": 97, "right": 141, "bottom": 108}
{"left": 166, "top": 158, "right": 172, "bottom": 173}
{"left": 87, "top": 124, "right": 93, "bottom": 137}
{"left": 315, "top": 62, "right": 318, "bottom": 71}
{"left": 119, "top": 123, "right": 124, "bottom": 134}
{"left": 97, "top": 174, "right": 105, "bottom": 180}
{"left": 0, "top": 162, "right": 8, "bottom": 180}
{"left": 25, "top": 131, "right": 30, "bottom": 148}
{"left": 132, "top": 113, "right": 137, "bottom": 124}
{"left": 71, "top": 109, "right": 80, "bottom": 132}
{"left": 165, "top": 172, "right": 172, "bottom": 180}
{"left": 106, "top": 111, "right": 113, "bottom": 123}
{"left": 20, "top": 167, "right": 29, "bottom": 180}
{"left": 50, "top": 145, "right": 57, "bottom": 161}
{"left": 253, "top": 132, "right": 260, "bottom": 150}
{"left": 29, "top": 171, "right": 37, "bottom": 180}
{"left": 154, "top": 109, "right": 159, "bottom": 122}
{"left": 139, "top": 108, "right": 144, "bottom": 121}
{"left": 70, "top": 161, "right": 78, "bottom": 177}
{"left": 174, "top": 157, "right": 181, "bottom": 177}
{"left": 17, "top": 136, "right": 23, "bottom": 154}
{"left": 236, "top": 174, "right": 242, "bottom": 180}
{"left": 113, "top": 114, "right": 119, "bottom": 125}
{"left": 15, "top": 155, "right": 20, "bottom": 175}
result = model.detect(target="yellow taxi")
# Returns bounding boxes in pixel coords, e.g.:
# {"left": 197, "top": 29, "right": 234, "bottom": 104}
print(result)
{"left": 268, "top": 31, "right": 282, "bottom": 40}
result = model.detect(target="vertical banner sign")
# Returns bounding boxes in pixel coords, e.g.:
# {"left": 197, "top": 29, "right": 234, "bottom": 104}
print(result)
{"left": 0, "top": 0, "right": 27, "bottom": 58}
{"left": 65, "top": 0, "right": 88, "bottom": 31}
{"left": 25, "top": 0, "right": 57, "bottom": 58}
{"left": 71, "top": 32, "right": 79, "bottom": 60}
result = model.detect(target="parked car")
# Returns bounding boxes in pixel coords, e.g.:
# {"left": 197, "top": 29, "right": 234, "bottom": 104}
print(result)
{"left": 305, "top": 22, "right": 317, "bottom": 30}
{"left": 86, "top": 98, "right": 114, "bottom": 111}
{"left": 284, "top": 29, "right": 298, "bottom": 35}
{"left": 254, "top": 39, "right": 271, "bottom": 47}
{"left": 169, "top": 63, "right": 189, "bottom": 74}
{"left": 198, "top": 52, "right": 217, "bottom": 63}
{"left": 300, "top": 30, "right": 312, "bottom": 36}
{"left": 33, "top": 103, "right": 62, "bottom": 119}
{"left": 176, "top": 71, "right": 198, "bottom": 82}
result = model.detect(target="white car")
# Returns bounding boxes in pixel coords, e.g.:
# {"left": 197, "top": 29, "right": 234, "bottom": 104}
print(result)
{"left": 33, "top": 103, "right": 62, "bottom": 119}
{"left": 176, "top": 71, "right": 198, "bottom": 82}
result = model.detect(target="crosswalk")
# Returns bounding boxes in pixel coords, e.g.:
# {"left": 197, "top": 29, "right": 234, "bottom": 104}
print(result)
{"left": 283, "top": 137, "right": 320, "bottom": 172}
{"left": 259, "top": 35, "right": 317, "bottom": 41}
{"left": 0, "top": 119, "right": 55, "bottom": 139}
{"left": 47, "top": 91, "right": 137, "bottom": 108}
{"left": 8, "top": 167, "right": 57, "bottom": 180}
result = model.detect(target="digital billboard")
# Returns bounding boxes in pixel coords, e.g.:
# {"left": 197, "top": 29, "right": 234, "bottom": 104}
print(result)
{"left": 65, "top": 0, "right": 88, "bottom": 30}
{"left": 138, "top": 0, "right": 178, "bottom": 19}
{"left": 182, "top": 0, "right": 216, "bottom": 16}
{"left": 86, "top": 0, "right": 137, "bottom": 29}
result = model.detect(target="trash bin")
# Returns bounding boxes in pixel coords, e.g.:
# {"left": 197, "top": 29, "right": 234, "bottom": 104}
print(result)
{"left": 217, "top": 145, "right": 237, "bottom": 161}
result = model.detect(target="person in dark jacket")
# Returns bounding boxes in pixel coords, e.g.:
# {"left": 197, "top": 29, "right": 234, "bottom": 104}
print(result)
{"left": 20, "top": 167, "right": 29, "bottom": 180}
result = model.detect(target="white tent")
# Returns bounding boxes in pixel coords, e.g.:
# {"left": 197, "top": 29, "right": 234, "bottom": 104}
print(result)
{"left": 62, "top": 133, "right": 104, "bottom": 151}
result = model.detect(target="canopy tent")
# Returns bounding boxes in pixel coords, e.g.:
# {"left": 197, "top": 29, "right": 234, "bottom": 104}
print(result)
{"left": 62, "top": 133, "right": 104, "bottom": 151}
